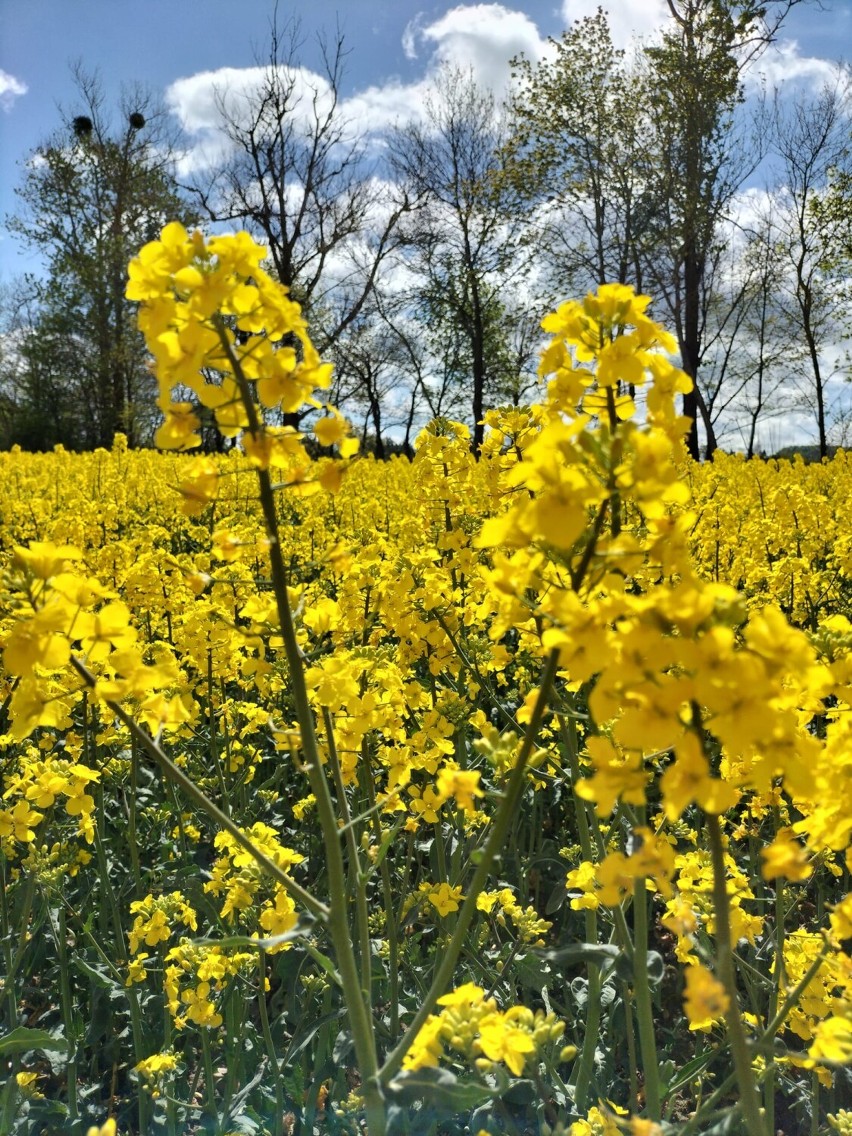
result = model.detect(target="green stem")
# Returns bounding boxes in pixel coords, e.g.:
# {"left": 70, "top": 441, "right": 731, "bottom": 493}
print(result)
{"left": 560, "top": 714, "right": 634, "bottom": 964}
{"left": 761, "top": 936, "right": 830, "bottom": 1042}
{"left": 679, "top": 1070, "right": 739, "bottom": 1135}
{"left": 764, "top": 876, "right": 786, "bottom": 1132}
{"left": 257, "top": 950, "right": 285, "bottom": 1136}
{"left": 264, "top": 498, "right": 382, "bottom": 1129}
{"left": 200, "top": 1028, "right": 218, "bottom": 1124}
{"left": 208, "top": 648, "right": 230, "bottom": 816}
{"left": 128, "top": 737, "right": 142, "bottom": 894}
{"left": 632, "top": 874, "right": 661, "bottom": 1121}
{"left": 0, "top": 859, "right": 23, "bottom": 1135}
{"left": 53, "top": 891, "right": 149, "bottom": 1132}
{"left": 681, "top": 935, "right": 832, "bottom": 1135}
{"left": 222, "top": 984, "right": 241, "bottom": 1117}
{"left": 706, "top": 813, "right": 767, "bottom": 1136}
{"left": 1, "top": 860, "right": 35, "bottom": 1019}
{"left": 560, "top": 713, "right": 602, "bottom": 1110}
{"left": 362, "top": 737, "right": 401, "bottom": 1041}
{"left": 432, "top": 609, "right": 521, "bottom": 732}
{"left": 323, "top": 706, "right": 372, "bottom": 1001}
{"left": 622, "top": 979, "right": 639, "bottom": 1114}
{"left": 55, "top": 906, "right": 79, "bottom": 1129}
{"left": 810, "top": 1069, "right": 819, "bottom": 1136}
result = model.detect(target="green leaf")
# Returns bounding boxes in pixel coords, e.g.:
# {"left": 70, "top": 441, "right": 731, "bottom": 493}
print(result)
{"left": 386, "top": 1067, "right": 495, "bottom": 1112}
{"left": 514, "top": 950, "right": 552, "bottom": 993}
{"left": 702, "top": 1110, "right": 742, "bottom": 1135}
{"left": 280, "top": 1009, "right": 344, "bottom": 1067}
{"left": 570, "top": 976, "right": 588, "bottom": 1006}
{"left": 194, "top": 913, "right": 316, "bottom": 953}
{"left": 663, "top": 1047, "right": 715, "bottom": 1096}
{"left": 540, "top": 943, "right": 620, "bottom": 968}
{"left": 74, "top": 957, "right": 119, "bottom": 990}
{"left": 303, "top": 941, "right": 342, "bottom": 986}
{"left": 499, "top": 1078, "right": 537, "bottom": 1106}
{"left": 647, "top": 950, "right": 665, "bottom": 986}
{"left": 545, "top": 881, "right": 566, "bottom": 915}
{"left": 332, "top": 1029, "right": 353, "bottom": 1064}
{"left": 0, "top": 1027, "right": 67, "bottom": 1057}
{"left": 614, "top": 948, "right": 664, "bottom": 985}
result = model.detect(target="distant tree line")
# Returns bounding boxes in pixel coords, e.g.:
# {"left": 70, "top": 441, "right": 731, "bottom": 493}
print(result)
{"left": 1, "top": 1, "right": 849, "bottom": 458}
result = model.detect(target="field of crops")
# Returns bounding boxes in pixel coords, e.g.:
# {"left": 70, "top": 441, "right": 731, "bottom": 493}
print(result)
{"left": 1, "top": 228, "right": 851, "bottom": 1136}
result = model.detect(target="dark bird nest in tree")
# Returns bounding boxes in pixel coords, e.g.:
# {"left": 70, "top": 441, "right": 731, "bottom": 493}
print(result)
{"left": 128, "top": 112, "right": 146, "bottom": 130}
{"left": 73, "top": 115, "right": 93, "bottom": 137}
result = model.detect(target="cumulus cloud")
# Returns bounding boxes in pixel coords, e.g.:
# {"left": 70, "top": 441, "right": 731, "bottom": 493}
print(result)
{"left": 411, "top": 4, "right": 549, "bottom": 91}
{"left": 744, "top": 39, "right": 839, "bottom": 93}
{"left": 726, "top": 186, "right": 776, "bottom": 234}
{"left": 167, "top": 6, "right": 552, "bottom": 169}
{"left": 342, "top": 79, "right": 433, "bottom": 135}
{"left": 0, "top": 69, "right": 28, "bottom": 112}
{"left": 171, "top": 134, "right": 233, "bottom": 180}
{"left": 167, "top": 65, "right": 334, "bottom": 132}
{"left": 562, "top": 0, "right": 669, "bottom": 48}
{"left": 167, "top": 67, "right": 258, "bottom": 134}
{"left": 343, "top": 4, "right": 552, "bottom": 135}
{"left": 166, "top": 64, "right": 337, "bottom": 174}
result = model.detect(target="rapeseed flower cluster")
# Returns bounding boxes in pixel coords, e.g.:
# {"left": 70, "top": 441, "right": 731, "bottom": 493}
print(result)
{"left": 126, "top": 221, "right": 357, "bottom": 475}
{"left": 401, "top": 982, "right": 564, "bottom": 1077}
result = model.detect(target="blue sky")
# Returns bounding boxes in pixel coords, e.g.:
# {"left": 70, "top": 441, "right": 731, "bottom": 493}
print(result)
{"left": 0, "top": 0, "right": 847, "bottom": 283}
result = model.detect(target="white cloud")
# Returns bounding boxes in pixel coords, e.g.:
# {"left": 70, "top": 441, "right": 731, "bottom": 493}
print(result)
{"left": 402, "top": 14, "right": 424, "bottom": 60}
{"left": 726, "top": 186, "right": 775, "bottom": 234}
{"left": 562, "top": 0, "right": 669, "bottom": 49}
{"left": 166, "top": 64, "right": 338, "bottom": 174}
{"left": 167, "top": 6, "right": 551, "bottom": 167}
{"left": 166, "top": 65, "right": 334, "bottom": 133}
{"left": 405, "top": 4, "right": 549, "bottom": 94}
{"left": 340, "top": 4, "right": 552, "bottom": 135}
{"left": 744, "top": 38, "right": 839, "bottom": 93}
{"left": 167, "top": 67, "right": 257, "bottom": 134}
{"left": 342, "top": 79, "right": 434, "bottom": 135}
{"left": 172, "top": 134, "right": 233, "bottom": 180}
{"left": 0, "top": 69, "right": 27, "bottom": 112}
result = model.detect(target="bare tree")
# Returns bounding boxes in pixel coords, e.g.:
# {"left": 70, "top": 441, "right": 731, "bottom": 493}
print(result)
{"left": 772, "top": 66, "right": 852, "bottom": 457}
{"left": 329, "top": 297, "right": 427, "bottom": 459}
{"left": 390, "top": 67, "right": 530, "bottom": 451}
{"left": 696, "top": 206, "right": 804, "bottom": 453}
{"left": 506, "top": 1, "right": 810, "bottom": 458}
{"left": 732, "top": 207, "right": 806, "bottom": 455}
{"left": 184, "top": 15, "right": 407, "bottom": 366}
{"left": 691, "top": 235, "right": 764, "bottom": 446}
{"left": 382, "top": 298, "right": 471, "bottom": 438}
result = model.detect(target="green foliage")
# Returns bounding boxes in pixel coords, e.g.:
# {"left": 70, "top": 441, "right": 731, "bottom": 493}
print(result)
{"left": 506, "top": 9, "right": 646, "bottom": 291}
{"left": 3, "top": 68, "right": 193, "bottom": 449}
